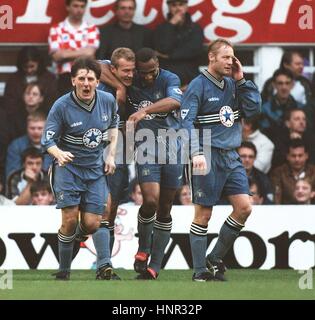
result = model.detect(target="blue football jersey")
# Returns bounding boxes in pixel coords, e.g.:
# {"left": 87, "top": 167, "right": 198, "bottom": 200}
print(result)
{"left": 126, "top": 68, "right": 182, "bottom": 160}
{"left": 181, "top": 70, "right": 261, "bottom": 153}
{"left": 127, "top": 68, "right": 182, "bottom": 132}
{"left": 41, "top": 90, "right": 119, "bottom": 168}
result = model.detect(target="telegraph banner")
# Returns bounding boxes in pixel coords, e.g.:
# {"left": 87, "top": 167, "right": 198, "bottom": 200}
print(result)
{"left": 0, "top": 0, "right": 314, "bottom": 44}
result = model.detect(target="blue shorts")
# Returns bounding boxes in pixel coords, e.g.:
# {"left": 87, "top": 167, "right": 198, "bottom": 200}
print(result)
{"left": 137, "top": 163, "right": 183, "bottom": 189}
{"left": 107, "top": 164, "right": 129, "bottom": 203}
{"left": 50, "top": 163, "right": 108, "bottom": 214}
{"left": 192, "top": 148, "right": 249, "bottom": 207}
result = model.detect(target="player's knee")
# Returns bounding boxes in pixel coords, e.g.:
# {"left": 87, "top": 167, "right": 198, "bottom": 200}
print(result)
{"left": 83, "top": 216, "right": 102, "bottom": 234}
{"left": 60, "top": 217, "right": 77, "bottom": 235}
{"left": 238, "top": 203, "right": 252, "bottom": 221}
{"left": 142, "top": 197, "right": 158, "bottom": 214}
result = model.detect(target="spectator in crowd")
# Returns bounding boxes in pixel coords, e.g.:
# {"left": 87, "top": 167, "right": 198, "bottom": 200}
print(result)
{"left": 293, "top": 178, "right": 315, "bottom": 205}
{"left": 248, "top": 179, "right": 264, "bottom": 205}
{"left": 6, "top": 148, "right": 47, "bottom": 204}
{"left": 154, "top": 0, "right": 204, "bottom": 89}
{"left": 5, "top": 112, "right": 51, "bottom": 181}
{"left": 174, "top": 184, "right": 192, "bottom": 205}
{"left": 30, "top": 180, "right": 54, "bottom": 205}
{"left": 260, "top": 69, "right": 302, "bottom": 135}
{"left": 242, "top": 116, "right": 274, "bottom": 174}
{"left": 48, "top": 0, "right": 100, "bottom": 96}
{"left": 237, "top": 141, "right": 274, "bottom": 204}
{"left": 3, "top": 46, "right": 57, "bottom": 121}
{"left": 271, "top": 108, "right": 315, "bottom": 168}
{"left": 98, "top": 0, "right": 152, "bottom": 60}
{"left": 270, "top": 139, "right": 315, "bottom": 204}
{"left": 261, "top": 51, "right": 313, "bottom": 106}
{"left": 10, "top": 82, "right": 45, "bottom": 140}
{"left": 0, "top": 106, "right": 9, "bottom": 187}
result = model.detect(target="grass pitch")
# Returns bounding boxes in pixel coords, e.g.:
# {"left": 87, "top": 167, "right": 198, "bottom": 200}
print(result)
{"left": 0, "top": 269, "right": 314, "bottom": 300}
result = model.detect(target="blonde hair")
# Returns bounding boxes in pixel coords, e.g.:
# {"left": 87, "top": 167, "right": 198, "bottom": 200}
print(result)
{"left": 111, "top": 47, "right": 135, "bottom": 68}
{"left": 207, "top": 38, "right": 233, "bottom": 55}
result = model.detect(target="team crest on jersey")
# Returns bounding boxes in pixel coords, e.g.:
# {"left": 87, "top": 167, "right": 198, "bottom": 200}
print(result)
{"left": 46, "top": 130, "right": 55, "bottom": 141}
{"left": 83, "top": 128, "right": 103, "bottom": 148}
{"left": 138, "top": 100, "right": 155, "bottom": 120}
{"left": 219, "top": 106, "right": 234, "bottom": 127}
{"left": 102, "top": 114, "right": 108, "bottom": 122}
{"left": 181, "top": 109, "right": 189, "bottom": 119}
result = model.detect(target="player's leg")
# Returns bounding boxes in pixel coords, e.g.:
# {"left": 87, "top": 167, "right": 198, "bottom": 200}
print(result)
{"left": 92, "top": 195, "right": 112, "bottom": 274}
{"left": 56, "top": 205, "right": 80, "bottom": 280}
{"left": 144, "top": 163, "right": 183, "bottom": 279}
{"left": 134, "top": 164, "right": 160, "bottom": 273}
{"left": 51, "top": 163, "right": 82, "bottom": 280}
{"left": 92, "top": 196, "right": 121, "bottom": 280}
{"left": 143, "top": 187, "right": 177, "bottom": 279}
{"left": 107, "top": 164, "right": 129, "bottom": 253}
{"left": 207, "top": 194, "right": 251, "bottom": 280}
{"left": 190, "top": 204, "right": 215, "bottom": 281}
{"left": 207, "top": 151, "right": 251, "bottom": 280}
{"left": 190, "top": 150, "right": 223, "bottom": 281}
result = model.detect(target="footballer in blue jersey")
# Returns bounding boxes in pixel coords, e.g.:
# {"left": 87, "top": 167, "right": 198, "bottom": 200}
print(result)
{"left": 93, "top": 48, "right": 135, "bottom": 280}
{"left": 127, "top": 48, "right": 183, "bottom": 280}
{"left": 41, "top": 58, "right": 118, "bottom": 280}
{"left": 181, "top": 39, "right": 261, "bottom": 282}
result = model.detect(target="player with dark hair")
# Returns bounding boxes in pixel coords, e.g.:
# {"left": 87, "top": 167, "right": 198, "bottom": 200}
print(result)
{"left": 181, "top": 38, "right": 261, "bottom": 281}
{"left": 127, "top": 48, "right": 183, "bottom": 280}
{"left": 41, "top": 57, "right": 118, "bottom": 280}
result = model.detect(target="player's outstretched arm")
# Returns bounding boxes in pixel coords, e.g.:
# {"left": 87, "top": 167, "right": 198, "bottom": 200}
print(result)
{"left": 127, "top": 97, "right": 180, "bottom": 127}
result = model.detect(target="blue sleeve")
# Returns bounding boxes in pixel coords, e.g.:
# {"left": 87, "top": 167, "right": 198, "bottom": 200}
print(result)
{"left": 108, "top": 95, "right": 120, "bottom": 129}
{"left": 180, "top": 79, "right": 203, "bottom": 156}
{"left": 236, "top": 79, "right": 262, "bottom": 117}
{"left": 166, "top": 73, "right": 183, "bottom": 103}
{"left": 41, "top": 102, "right": 64, "bottom": 151}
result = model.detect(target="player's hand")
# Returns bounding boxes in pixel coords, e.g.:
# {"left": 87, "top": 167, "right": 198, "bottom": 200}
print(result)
{"left": 128, "top": 110, "right": 147, "bottom": 127}
{"left": 56, "top": 151, "right": 74, "bottom": 166}
{"left": 116, "top": 86, "right": 127, "bottom": 107}
{"left": 192, "top": 154, "right": 207, "bottom": 175}
{"left": 232, "top": 56, "right": 244, "bottom": 81}
{"left": 105, "top": 155, "right": 116, "bottom": 175}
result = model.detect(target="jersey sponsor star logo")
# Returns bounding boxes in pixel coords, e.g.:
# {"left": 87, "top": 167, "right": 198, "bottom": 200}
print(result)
{"left": 83, "top": 128, "right": 102, "bottom": 148}
{"left": 219, "top": 106, "right": 235, "bottom": 127}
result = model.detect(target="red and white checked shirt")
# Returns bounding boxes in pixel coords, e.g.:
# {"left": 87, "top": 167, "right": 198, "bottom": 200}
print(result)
{"left": 48, "top": 18, "right": 100, "bottom": 75}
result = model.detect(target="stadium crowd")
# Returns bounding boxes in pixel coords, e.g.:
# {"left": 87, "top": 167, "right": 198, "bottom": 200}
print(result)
{"left": 1, "top": 0, "right": 315, "bottom": 207}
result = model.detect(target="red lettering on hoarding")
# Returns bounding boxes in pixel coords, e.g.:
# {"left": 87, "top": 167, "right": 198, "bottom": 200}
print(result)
{"left": 0, "top": 0, "right": 314, "bottom": 44}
